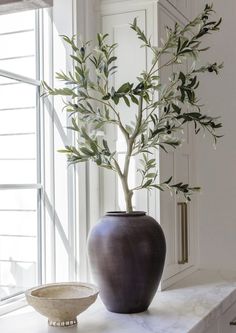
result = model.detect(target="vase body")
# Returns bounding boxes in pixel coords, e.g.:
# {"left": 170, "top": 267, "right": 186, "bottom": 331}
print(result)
{"left": 87, "top": 211, "right": 166, "bottom": 313}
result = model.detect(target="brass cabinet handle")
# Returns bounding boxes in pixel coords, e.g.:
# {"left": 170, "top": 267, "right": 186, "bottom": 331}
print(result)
{"left": 177, "top": 202, "right": 188, "bottom": 265}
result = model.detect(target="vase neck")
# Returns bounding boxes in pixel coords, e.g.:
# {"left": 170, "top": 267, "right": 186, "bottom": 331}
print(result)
{"left": 106, "top": 211, "right": 146, "bottom": 217}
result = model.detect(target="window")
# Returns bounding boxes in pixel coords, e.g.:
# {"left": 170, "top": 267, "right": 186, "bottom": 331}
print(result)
{"left": 0, "top": 3, "right": 78, "bottom": 305}
{"left": 0, "top": 9, "right": 42, "bottom": 302}
{"left": 0, "top": 1, "right": 83, "bottom": 314}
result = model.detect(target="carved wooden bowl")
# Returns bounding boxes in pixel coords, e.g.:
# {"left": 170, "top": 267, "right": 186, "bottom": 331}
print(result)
{"left": 25, "top": 282, "right": 99, "bottom": 327}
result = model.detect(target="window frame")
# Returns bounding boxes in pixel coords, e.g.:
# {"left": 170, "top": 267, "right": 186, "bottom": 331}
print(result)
{"left": 0, "top": 0, "right": 93, "bottom": 315}
{"left": 0, "top": 9, "right": 42, "bottom": 313}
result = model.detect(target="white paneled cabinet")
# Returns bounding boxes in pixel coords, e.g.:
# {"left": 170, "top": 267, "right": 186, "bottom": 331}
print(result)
{"left": 101, "top": 0, "right": 197, "bottom": 288}
{"left": 157, "top": 2, "right": 198, "bottom": 288}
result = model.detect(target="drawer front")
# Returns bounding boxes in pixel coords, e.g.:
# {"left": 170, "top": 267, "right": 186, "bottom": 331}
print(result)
{"left": 220, "top": 301, "right": 236, "bottom": 333}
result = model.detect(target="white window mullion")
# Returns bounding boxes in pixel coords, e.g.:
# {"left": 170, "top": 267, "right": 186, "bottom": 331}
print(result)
{"left": 42, "top": 6, "right": 56, "bottom": 284}
{"left": 0, "top": 184, "right": 42, "bottom": 190}
{"left": 0, "top": 69, "right": 40, "bottom": 86}
{"left": 35, "top": 8, "right": 43, "bottom": 286}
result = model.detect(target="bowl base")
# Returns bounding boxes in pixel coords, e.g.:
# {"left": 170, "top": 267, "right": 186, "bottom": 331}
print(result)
{"left": 48, "top": 319, "right": 77, "bottom": 327}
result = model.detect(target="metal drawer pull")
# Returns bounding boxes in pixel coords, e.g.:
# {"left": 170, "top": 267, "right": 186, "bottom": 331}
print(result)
{"left": 230, "top": 317, "right": 236, "bottom": 325}
{"left": 178, "top": 202, "right": 188, "bottom": 265}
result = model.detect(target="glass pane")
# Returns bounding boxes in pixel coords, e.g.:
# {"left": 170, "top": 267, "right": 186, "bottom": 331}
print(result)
{"left": 0, "top": 134, "right": 36, "bottom": 159}
{"left": 0, "top": 31, "right": 35, "bottom": 60}
{"left": 0, "top": 260, "right": 36, "bottom": 300}
{"left": 0, "top": 10, "right": 35, "bottom": 34}
{"left": 0, "top": 197, "right": 37, "bottom": 299}
{"left": 0, "top": 236, "right": 36, "bottom": 262}
{"left": 0, "top": 78, "right": 37, "bottom": 161}
{"left": 0, "top": 160, "right": 36, "bottom": 184}
{"left": 0, "top": 9, "right": 36, "bottom": 79}
{"left": 0, "top": 211, "right": 36, "bottom": 236}
{"left": 0, "top": 56, "right": 36, "bottom": 78}
{"left": 0, "top": 108, "right": 35, "bottom": 134}
{"left": 0, "top": 283, "right": 28, "bottom": 301}
{"left": 0, "top": 191, "right": 37, "bottom": 299}
{"left": 0, "top": 80, "right": 36, "bottom": 110}
{"left": 0, "top": 189, "right": 37, "bottom": 210}
{"left": 0, "top": 9, "right": 38, "bottom": 301}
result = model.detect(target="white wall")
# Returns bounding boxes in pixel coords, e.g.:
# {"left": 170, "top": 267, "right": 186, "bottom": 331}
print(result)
{"left": 194, "top": 0, "right": 236, "bottom": 270}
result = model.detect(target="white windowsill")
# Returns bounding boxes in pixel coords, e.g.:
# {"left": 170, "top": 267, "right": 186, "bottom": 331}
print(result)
{"left": 1, "top": 270, "right": 236, "bottom": 333}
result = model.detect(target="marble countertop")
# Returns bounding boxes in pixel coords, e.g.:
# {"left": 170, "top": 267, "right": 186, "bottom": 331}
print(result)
{"left": 1, "top": 270, "right": 236, "bottom": 333}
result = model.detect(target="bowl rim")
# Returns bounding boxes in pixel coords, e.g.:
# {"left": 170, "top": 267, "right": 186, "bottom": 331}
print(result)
{"left": 25, "top": 282, "right": 99, "bottom": 301}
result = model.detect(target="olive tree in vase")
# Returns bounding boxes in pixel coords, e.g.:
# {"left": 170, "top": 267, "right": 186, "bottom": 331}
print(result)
{"left": 43, "top": 4, "right": 223, "bottom": 313}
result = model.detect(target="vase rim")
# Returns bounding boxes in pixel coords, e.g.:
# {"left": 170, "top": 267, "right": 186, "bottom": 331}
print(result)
{"left": 106, "top": 211, "right": 146, "bottom": 217}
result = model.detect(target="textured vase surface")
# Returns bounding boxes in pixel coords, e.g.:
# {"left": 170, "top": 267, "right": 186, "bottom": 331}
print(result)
{"left": 87, "top": 211, "right": 166, "bottom": 313}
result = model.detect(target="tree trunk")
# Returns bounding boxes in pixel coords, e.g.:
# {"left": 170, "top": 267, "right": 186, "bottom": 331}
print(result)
{"left": 125, "top": 190, "right": 133, "bottom": 213}
{"left": 120, "top": 176, "right": 133, "bottom": 213}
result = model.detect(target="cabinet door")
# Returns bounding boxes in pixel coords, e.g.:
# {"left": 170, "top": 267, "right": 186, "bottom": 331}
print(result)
{"left": 220, "top": 302, "right": 236, "bottom": 333}
{"left": 157, "top": 4, "right": 197, "bottom": 287}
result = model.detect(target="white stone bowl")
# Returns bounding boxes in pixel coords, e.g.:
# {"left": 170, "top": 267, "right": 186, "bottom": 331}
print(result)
{"left": 25, "top": 282, "right": 99, "bottom": 327}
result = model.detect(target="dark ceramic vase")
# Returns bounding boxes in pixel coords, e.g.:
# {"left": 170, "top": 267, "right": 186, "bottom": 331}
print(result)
{"left": 87, "top": 211, "right": 166, "bottom": 313}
